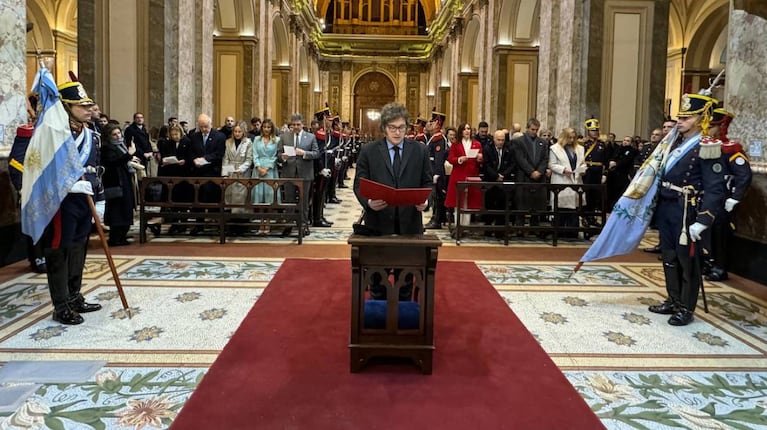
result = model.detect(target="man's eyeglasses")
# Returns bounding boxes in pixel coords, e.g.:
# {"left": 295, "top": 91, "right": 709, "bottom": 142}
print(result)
{"left": 386, "top": 124, "right": 407, "bottom": 133}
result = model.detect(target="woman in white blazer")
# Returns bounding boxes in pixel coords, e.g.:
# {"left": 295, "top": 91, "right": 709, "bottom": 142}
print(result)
{"left": 548, "top": 127, "right": 587, "bottom": 237}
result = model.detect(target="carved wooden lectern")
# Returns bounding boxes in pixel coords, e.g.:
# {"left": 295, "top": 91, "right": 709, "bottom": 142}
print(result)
{"left": 348, "top": 234, "right": 441, "bottom": 374}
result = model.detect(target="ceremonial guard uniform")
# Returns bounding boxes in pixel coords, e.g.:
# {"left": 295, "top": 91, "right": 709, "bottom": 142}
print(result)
{"left": 42, "top": 82, "right": 104, "bottom": 325}
{"left": 9, "top": 123, "right": 47, "bottom": 273}
{"left": 414, "top": 116, "right": 428, "bottom": 144}
{"left": 312, "top": 107, "right": 333, "bottom": 227}
{"left": 701, "top": 108, "right": 753, "bottom": 281}
{"left": 337, "top": 121, "right": 352, "bottom": 189}
{"left": 325, "top": 116, "right": 343, "bottom": 205}
{"left": 649, "top": 93, "right": 726, "bottom": 326}
{"left": 425, "top": 110, "right": 449, "bottom": 229}
{"left": 582, "top": 118, "right": 607, "bottom": 226}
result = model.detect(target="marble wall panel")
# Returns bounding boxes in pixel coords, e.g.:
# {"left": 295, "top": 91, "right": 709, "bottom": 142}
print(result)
{"left": 0, "top": 0, "right": 28, "bottom": 155}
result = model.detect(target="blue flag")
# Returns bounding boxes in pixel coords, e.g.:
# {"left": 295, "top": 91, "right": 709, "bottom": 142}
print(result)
{"left": 579, "top": 127, "right": 683, "bottom": 264}
{"left": 20, "top": 66, "right": 85, "bottom": 244}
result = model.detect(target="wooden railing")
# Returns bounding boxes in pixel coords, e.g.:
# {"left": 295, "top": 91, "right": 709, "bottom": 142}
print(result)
{"left": 138, "top": 177, "right": 309, "bottom": 244}
{"left": 453, "top": 181, "right": 607, "bottom": 246}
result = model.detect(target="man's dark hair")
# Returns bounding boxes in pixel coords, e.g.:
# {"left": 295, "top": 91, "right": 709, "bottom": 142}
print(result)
{"left": 478, "top": 121, "right": 489, "bottom": 128}
{"left": 251, "top": 116, "right": 261, "bottom": 124}
{"left": 526, "top": 118, "right": 540, "bottom": 129}
{"left": 379, "top": 102, "right": 409, "bottom": 131}
{"left": 168, "top": 116, "right": 177, "bottom": 123}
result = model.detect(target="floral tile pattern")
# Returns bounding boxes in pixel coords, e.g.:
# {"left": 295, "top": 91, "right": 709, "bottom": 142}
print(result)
{"left": 1, "top": 286, "right": 263, "bottom": 350}
{"left": 0, "top": 283, "right": 49, "bottom": 326}
{"left": 121, "top": 260, "right": 282, "bottom": 281}
{"left": 497, "top": 290, "right": 761, "bottom": 355}
{"left": 0, "top": 367, "right": 205, "bottom": 430}
{"left": 480, "top": 264, "right": 637, "bottom": 286}
{"left": 566, "top": 371, "right": 767, "bottom": 429}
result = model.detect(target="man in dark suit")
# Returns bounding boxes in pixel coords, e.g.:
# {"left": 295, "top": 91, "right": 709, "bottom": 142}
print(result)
{"left": 482, "top": 129, "right": 517, "bottom": 232}
{"left": 354, "top": 102, "right": 433, "bottom": 301}
{"left": 279, "top": 113, "right": 320, "bottom": 236}
{"left": 354, "top": 102, "right": 432, "bottom": 236}
{"left": 511, "top": 118, "right": 548, "bottom": 230}
{"left": 185, "top": 113, "right": 226, "bottom": 235}
{"left": 123, "top": 112, "right": 153, "bottom": 168}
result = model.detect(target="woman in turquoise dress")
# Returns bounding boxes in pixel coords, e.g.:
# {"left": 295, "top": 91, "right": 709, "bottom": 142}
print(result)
{"left": 251, "top": 119, "right": 280, "bottom": 206}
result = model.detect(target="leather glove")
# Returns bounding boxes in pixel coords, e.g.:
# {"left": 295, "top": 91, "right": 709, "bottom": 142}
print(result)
{"left": 433, "top": 174, "right": 439, "bottom": 184}
{"left": 688, "top": 222, "right": 707, "bottom": 242}
{"left": 724, "top": 198, "right": 739, "bottom": 212}
{"left": 70, "top": 180, "right": 94, "bottom": 195}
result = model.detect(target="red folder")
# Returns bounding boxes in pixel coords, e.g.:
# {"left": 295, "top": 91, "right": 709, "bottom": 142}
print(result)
{"left": 359, "top": 178, "right": 432, "bottom": 206}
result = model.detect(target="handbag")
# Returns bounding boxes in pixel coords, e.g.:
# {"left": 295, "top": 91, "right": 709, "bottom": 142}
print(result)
{"left": 104, "top": 186, "right": 123, "bottom": 200}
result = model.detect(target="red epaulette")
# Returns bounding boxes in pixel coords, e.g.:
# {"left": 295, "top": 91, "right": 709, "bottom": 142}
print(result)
{"left": 406, "top": 133, "right": 415, "bottom": 140}
{"left": 315, "top": 129, "right": 326, "bottom": 140}
{"left": 16, "top": 124, "right": 34, "bottom": 138}
{"left": 431, "top": 132, "right": 443, "bottom": 141}
{"left": 721, "top": 141, "right": 744, "bottom": 154}
{"left": 332, "top": 130, "right": 341, "bottom": 138}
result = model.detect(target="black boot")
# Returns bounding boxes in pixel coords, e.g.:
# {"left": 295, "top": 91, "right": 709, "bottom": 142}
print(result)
{"left": 66, "top": 242, "right": 89, "bottom": 306}
{"left": 706, "top": 266, "right": 728, "bottom": 281}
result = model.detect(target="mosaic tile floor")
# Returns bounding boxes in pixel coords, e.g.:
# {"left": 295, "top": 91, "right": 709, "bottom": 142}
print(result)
{"left": 1, "top": 178, "right": 765, "bottom": 429}
{"left": 1, "top": 255, "right": 766, "bottom": 429}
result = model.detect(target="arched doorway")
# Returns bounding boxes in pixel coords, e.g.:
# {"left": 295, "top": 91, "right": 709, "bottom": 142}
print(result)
{"left": 353, "top": 71, "right": 396, "bottom": 139}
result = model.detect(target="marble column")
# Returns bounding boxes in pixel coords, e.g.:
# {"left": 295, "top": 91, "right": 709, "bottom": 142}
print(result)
{"left": 536, "top": 0, "right": 586, "bottom": 134}
{"left": 726, "top": 4, "right": 767, "bottom": 257}
{"left": 0, "top": 1, "right": 28, "bottom": 156}
{"left": 0, "top": 0, "right": 27, "bottom": 231}
{"left": 195, "top": 0, "right": 214, "bottom": 117}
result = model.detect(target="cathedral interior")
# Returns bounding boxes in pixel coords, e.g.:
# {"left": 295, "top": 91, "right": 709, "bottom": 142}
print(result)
{"left": 0, "top": 2, "right": 767, "bottom": 428}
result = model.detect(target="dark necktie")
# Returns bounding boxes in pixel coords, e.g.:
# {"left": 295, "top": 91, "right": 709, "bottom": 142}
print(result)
{"left": 497, "top": 147, "right": 502, "bottom": 169}
{"left": 295, "top": 133, "right": 299, "bottom": 148}
{"left": 392, "top": 145, "right": 401, "bottom": 174}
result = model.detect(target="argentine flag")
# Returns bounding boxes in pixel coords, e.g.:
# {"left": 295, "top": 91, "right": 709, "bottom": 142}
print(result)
{"left": 20, "top": 66, "right": 85, "bottom": 244}
{"left": 578, "top": 127, "right": 683, "bottom": 267}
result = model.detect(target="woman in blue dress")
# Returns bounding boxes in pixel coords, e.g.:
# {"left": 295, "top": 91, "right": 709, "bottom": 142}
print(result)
{"left": 252, "top": 119, "right": 280, "bottom": 233}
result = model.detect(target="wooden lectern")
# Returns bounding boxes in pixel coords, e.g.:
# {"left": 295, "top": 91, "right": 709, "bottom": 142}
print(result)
{"left": 348, "top": 234, "right": 441, "bottom": 374}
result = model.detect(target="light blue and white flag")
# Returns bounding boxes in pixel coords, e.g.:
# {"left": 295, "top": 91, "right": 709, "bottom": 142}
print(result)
{"left": 20, "top": 66, "right": 85, "bottom": 244}
{"left": 577, "top": 126, "right": 686, "bottom": 268}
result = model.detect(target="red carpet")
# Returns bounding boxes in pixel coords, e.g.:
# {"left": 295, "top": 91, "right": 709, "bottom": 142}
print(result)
{"left": 171, "top": 259, "right": 603, "bottom": 429}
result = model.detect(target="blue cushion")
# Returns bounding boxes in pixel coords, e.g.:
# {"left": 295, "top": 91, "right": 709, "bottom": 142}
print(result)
{"left": 363, "top": 300, "right": 420, "bottom": 330}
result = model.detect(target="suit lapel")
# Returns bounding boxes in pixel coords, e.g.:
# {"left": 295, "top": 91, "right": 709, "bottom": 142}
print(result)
{"left": 399, "top": 140, "right": 412, "bottom": 178}
{"left": 379, "top": 141, "right": 395, "bottom": 180}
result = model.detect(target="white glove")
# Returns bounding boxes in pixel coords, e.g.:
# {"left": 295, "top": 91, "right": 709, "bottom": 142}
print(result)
{"left": 70, "top": 180, "right": 94, "bottom": 195}
{"left": 724, "top": 198, "right": 739, "bottom": 212}
{"left": 93, "top": 200, "right": 105, "bottom": 223}
{"left": 239, "top": 164, "right": 250, "bottom": 174}
{"left": 342, "top": 156, "right": 348, "bottom": 162}
{"left": 433, "top": 174, "right": 439, "bottom": 184}
{"left": 688, "top": 222, "right": 707, "bottom": 242}
{"left": 320, "top": 168, "right": 332, "bottom": 178}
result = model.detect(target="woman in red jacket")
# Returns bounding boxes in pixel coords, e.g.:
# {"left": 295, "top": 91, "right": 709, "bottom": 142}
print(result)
{"left": 445, "top": 123, "right": 484, "bottom": 224}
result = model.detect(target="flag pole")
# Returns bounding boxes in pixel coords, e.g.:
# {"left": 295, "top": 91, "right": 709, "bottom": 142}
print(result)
{"left": 86, "top": 195, "right": 132, "bottom": 317}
